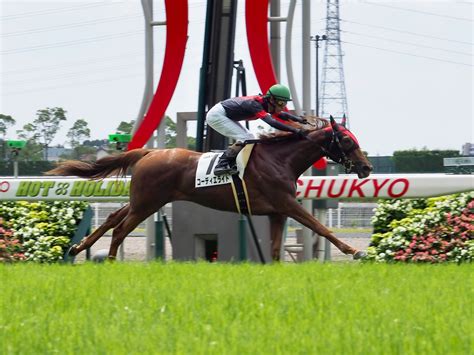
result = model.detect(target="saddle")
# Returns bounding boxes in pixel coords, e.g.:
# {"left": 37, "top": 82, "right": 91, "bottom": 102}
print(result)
{"left": 195, "top": 144, "right": 255, "bottom": 215}
{"left": 195, "top": 144, "right": 255, "bottom": 188}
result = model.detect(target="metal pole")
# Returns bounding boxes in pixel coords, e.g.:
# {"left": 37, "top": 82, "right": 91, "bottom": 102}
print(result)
{"left": 140, "top": 0, "right": 157, "bottom": 261}
{"left": 13, "top": 160, "right": 18, "bottom": 178}
{"left": 270, "top": 0, "right": 281, "bottom": 80}
{"left": 302, "top": 0, "right": 313, "bottom": 261}
{"left": 285, "top": 0, "right": 302, "bottom": 115}
{"left": 315, "top": 37, "right": 319, "bottom": 117}
{"left": 311, "top": 35, "right": 326, "bottom": 117}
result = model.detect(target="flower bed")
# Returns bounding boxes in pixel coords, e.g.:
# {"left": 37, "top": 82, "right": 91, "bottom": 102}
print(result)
{"left": 368, "top": 192, "right": 473, "bottom": 263}
{"left": 0, "top": 217, "right": 26, "bottom": 262}
{"left": 0, "top": 201, "right": 88, "bottom": 263}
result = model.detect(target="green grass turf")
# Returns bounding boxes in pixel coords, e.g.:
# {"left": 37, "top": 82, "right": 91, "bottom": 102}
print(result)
{"left": 1, "top": 262, "right": 472, "bottom": 354}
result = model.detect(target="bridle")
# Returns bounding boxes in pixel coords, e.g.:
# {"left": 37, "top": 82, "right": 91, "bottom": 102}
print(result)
{"left": 243, "top": 116, "right": 361, "bottom": 174}
{"left": 315, "top": 116, "right": 360, "bottom": 174}
{"left": 319, "top": 129, "right": 356, "bottom": 174}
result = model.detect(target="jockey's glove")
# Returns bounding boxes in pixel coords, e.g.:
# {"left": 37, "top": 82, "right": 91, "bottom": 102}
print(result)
{"left": 296, "top": 129, "right": 309, "bottom": 138}
{"left": 279, "top": 111, "right": 307, "bottom": 124}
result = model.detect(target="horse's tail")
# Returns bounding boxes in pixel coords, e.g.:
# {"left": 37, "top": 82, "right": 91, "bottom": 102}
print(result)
{"left": 45, "top": 149, "right": 153, "bottom": 179}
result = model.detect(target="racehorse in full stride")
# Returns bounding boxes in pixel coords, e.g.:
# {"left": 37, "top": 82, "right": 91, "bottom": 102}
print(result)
{"left": 47, "top": 116, "right": 373, "bottom": 261}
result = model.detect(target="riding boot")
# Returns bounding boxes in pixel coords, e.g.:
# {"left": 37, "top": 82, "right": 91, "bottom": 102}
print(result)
{"left": 214, "top": 142, "right": 244, "bottom": 176}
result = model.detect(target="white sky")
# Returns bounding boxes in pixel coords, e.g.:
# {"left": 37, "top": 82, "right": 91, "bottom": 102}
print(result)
{"left": 1, "top": 0, "right": 473, "bottom": 156}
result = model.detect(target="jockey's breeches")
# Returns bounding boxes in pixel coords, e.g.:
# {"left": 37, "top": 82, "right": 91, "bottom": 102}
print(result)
{"left": 206, "top": 103, "right": 255, "bottom": 142}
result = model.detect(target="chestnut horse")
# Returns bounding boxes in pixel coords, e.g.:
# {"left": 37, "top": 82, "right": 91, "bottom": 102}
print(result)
{"left": 47, "top": 117, "right": 373, "bottom": 261}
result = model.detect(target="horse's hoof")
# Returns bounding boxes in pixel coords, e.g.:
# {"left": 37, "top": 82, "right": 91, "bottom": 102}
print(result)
{"left": 353, "top": 250, "right": 367, "bottom": 260}
{"left": 92, "top": 249, "right": 109, "bottom": 263}
{"left": 67, "top": 245, "right": 79, "bottom": 256}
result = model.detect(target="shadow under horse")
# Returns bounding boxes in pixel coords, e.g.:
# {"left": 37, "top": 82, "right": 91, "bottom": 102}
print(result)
{"left": 47, "top": 117, "right": 373, "bottom": 261}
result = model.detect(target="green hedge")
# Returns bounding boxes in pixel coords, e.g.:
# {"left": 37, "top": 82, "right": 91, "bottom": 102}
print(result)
{"left": 368, "top": 192, "right": 474, "bottom": 263}
{"left": 0, "top": 161, "right": 56, "bottom": 176}
{"left": 0, "top": 201, "right": 88, "bottom": 262}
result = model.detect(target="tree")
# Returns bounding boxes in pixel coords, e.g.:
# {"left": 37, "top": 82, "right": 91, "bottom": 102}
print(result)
{"left": 0, "top": 114, "right": 15, "bottom": 138}
{"left": 83, "top": 139, "right": 109, "bottom": 148}
{"left": 63, "top": 119, "right": 92, "bottom": 160}
{"left": 31, "top": 107, "right": 67, "bottom": 160}
{"left": 165, "top": 116, "right": 176, "bottom": 148}
{"left": 164, "top": 116, "right": 195, "bottom": 149}
{"left": 392, "top": 148, "right": 460, "bottom": 173}
{"left": 67, "top": 119, "right": 90, "bottom": 148}
{"left": 15, "top": 124, "right": 43, "bottom": 161}
{"left": 0, "top": 114, "right": 16, "bottom": 159}
{"left": 116, "top": 120, "right": 135, "bottom": 134}
{"left": 114, "top": 118, "right": 196, "bottom": 149}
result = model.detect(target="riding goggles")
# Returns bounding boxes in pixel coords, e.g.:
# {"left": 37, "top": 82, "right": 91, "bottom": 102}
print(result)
{"left": 274, "top": 99, "right": 287, "bottom": 107}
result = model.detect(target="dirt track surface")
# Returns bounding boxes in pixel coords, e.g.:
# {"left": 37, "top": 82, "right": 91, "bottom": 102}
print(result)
{"left": 73, "top": 232, "right": 371, "bottom": 263}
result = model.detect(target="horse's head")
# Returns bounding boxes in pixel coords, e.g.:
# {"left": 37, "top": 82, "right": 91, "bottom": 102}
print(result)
{"left": 320, "top": 116, "right": 373, "bottom": 178}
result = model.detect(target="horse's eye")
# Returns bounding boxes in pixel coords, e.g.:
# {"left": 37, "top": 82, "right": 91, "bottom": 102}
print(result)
{"left": 341, "top": 136, "right": 354, "bottom": 150}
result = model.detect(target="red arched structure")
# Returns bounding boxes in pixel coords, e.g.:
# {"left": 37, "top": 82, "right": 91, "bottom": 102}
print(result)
{"left": 128, "top": 0, "right": 188, "bottom": 150}
{"left": 245, "top": 0, "right": 326, "bottom": 169}
{"left": 245, "top": 0, "right": 277, "bottom": 94}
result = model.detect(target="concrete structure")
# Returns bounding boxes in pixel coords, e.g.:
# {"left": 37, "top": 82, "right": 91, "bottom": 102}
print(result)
{"left": 172, "top": 202, "right": 270, "bottom": 262}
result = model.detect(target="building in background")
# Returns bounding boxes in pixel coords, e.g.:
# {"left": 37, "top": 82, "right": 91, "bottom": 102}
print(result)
{"left": 461, "top": 143, "right": 474, "bottom": 156}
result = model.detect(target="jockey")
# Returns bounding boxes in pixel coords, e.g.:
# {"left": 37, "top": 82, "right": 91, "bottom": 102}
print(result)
{"left": 206, "top": 84, "right": 308, "bottom": 176}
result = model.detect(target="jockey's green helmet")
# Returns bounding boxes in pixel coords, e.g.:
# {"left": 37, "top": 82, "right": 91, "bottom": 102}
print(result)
{"left": 265, "top": 84, "right": 292, "bottom": 102}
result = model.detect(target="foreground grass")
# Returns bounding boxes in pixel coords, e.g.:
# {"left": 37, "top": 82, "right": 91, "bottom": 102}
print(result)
{"left": 1, "top": 262, "right": 472, "bottom": 354}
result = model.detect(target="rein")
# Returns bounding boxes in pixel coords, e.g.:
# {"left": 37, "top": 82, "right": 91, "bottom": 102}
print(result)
{"left": 243, "top": 135, "right": 297, "bottom": 145}
{"left": 243, "top": 121, "right": 358, "bottom": 174}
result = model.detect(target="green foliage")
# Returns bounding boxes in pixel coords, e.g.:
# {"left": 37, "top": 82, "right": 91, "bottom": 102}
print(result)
{"left": 368, "top": 192, "right": 474, "bottom": 263}
{"left": 165, "top": 116, "right": 176, "bottom": 148}
{"left": 0, "top": 113, "right": 16, "bottom": 137}
{"left": 66, "top": 119, "right": 90, "bottom": 148}
{"left": 392, "top": 148, "right": 460, "bottom": 173}
{"left": 164, "top": 116, "right": 196, "bottom": 149}
{"left": 1, "top": 263, "right": 472, "bottom": 354}
{"left": 0, "top": 201, "right": 88, "bottom": 263}
{"left": 83, "top": 139, "right": 108, "bottom": 147}
{"left": 32, "top": 107, "right": 67, "bottom": 147}
{"left": 0, "top": 160, "right": 56, "bottom": 176}
{"left": 372, "top": 198, "right": 427, "bottom": 234}
{"left": 116, "top": 120, "right": 135, "bottom": 134}
{"left": 15, "top": 123, "right": 44, "bottom": 160}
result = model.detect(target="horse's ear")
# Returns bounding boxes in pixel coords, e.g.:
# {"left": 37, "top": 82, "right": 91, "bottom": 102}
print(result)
{"left": 341, "top": 114, "right": 347, "bottom": 128}
{"left": 330, "top": 115, "right": 338, "bottom": 131}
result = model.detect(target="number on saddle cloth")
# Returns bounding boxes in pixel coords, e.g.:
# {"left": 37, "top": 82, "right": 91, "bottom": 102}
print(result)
{"left": 194, "top": 144, "right": 255, "bottom": 188}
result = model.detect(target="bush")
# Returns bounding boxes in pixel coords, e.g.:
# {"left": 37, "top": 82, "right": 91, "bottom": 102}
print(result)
{"left": 368, "top": 192, "right": 474, "bottom": 263}
{"left": 0, "top": 201, "right": 88, "bottom": 263}
{"left": 0, "top": 217, "right": 26, "bottom": 262}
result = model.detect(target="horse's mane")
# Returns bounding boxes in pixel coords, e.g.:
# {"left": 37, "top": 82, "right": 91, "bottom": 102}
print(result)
{"left": 258, "top": 115, "right": 329, "bottom": 141}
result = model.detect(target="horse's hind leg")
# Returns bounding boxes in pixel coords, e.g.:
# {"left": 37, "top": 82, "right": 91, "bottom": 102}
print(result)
{"left": 107, "top": 209, "right": 152, "bottom": 260}
{"left": 69, "top": 204, "right": 129, "bottom": 256}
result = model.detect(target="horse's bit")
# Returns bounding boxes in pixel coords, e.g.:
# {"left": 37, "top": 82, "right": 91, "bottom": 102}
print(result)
{"left": 320, "top": 131, "right": 355, "bottom": 174}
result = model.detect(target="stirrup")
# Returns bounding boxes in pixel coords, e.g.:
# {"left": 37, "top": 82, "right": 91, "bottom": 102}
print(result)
{"left": 214, "top": 164, "right": 238, "bottom": 176}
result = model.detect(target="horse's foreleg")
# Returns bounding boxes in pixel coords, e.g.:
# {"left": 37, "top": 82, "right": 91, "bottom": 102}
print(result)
{"left": 269, "top": 214, "right": 287, "bottom": 261}
{"left": 69, "top": 204, "right": 129, "bottom": 256}
{"left": 284, "top": 200, "right": 363, "bottom": 258}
